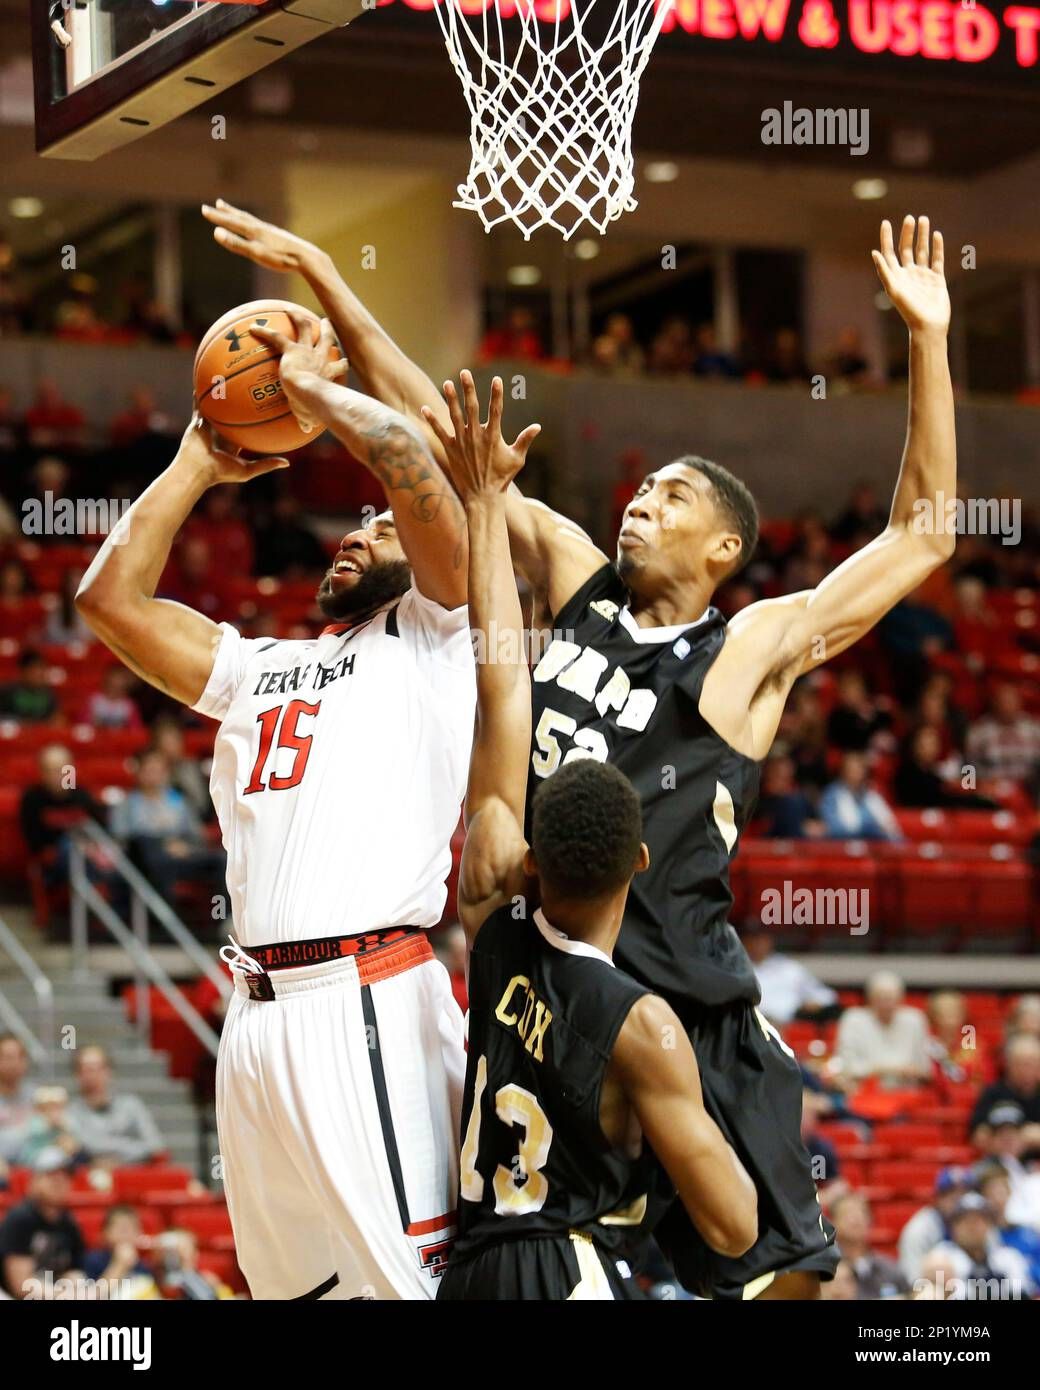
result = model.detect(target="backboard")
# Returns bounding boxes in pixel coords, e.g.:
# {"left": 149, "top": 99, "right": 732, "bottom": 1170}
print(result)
{"left": 32, "top": 0, "right": 367, "bottom": 159}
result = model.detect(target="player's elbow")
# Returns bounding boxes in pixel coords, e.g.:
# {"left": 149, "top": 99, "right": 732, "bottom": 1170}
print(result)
{"left": 705, "top": 1193, "right": 758, "bottom": 1259}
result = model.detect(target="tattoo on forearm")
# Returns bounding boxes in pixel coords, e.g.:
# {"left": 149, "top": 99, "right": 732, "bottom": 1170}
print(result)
{"left": 362, "top": 422, "right": 464, "bottom": 565}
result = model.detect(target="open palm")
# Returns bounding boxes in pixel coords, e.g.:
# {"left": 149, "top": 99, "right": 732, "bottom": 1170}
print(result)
{"left": 872, "top": 216, "right": 950, "bottom": 335}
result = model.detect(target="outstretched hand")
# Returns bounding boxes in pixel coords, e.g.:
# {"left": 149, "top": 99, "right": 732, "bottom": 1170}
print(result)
{"left": 421, "top": 371, "right": 540, "bottom": 501}
{"left": 872, "top": 216, "right": 950, "bottom": 336}
{"left": 202, "top": 200, "right": 317, "bottom": 274}
{"left": 250, "top": 313, "right": 348, "bottom": 434}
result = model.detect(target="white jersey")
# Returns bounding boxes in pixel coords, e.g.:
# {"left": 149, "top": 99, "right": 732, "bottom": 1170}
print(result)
{"left": 192, "top": 583, "right": 475, "bottom": 946}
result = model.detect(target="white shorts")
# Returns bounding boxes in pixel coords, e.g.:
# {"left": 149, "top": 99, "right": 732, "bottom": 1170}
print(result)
{"left": 215, "top": 933, "right": 466, "bottom": 1300}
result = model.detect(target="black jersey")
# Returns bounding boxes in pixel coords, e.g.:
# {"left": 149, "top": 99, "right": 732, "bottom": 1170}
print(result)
{"left": 526, "top": 564, "right": 761, "bottom": 1010}
{"left": 453, "top": 905, "right": 661, "bottom": 1263}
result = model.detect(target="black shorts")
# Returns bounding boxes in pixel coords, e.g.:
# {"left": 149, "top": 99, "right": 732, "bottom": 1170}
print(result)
{"left": 438, "top": 1233, "right": 645, "bottom": 1301}
{"left": 655, "top": 998, "right": 839, "bottom": 1300}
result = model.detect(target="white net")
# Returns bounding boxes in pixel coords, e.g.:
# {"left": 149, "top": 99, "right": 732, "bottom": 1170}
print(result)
{"left": 433, "top": 0, "right": 673, "bottom": 240}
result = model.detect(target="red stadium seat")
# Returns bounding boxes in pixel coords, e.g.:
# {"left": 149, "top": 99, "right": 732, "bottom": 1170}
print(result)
{"left": 114, "top": 1167, "right": 194, "bottom": 1199}
{"left": 173, "top": 1204, "right": 234, "bottom": 1242}
{"left": 869, "top": 1160, "right": 943, "bottom": 1196}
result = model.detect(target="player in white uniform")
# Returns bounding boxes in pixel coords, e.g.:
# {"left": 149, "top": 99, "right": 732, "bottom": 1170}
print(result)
{"left": 75, "top": 316, "right": 482, "bottom": 1300}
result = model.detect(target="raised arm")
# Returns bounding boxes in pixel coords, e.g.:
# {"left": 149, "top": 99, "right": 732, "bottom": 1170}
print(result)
{"left": 251, "top": 314, "right": 468, "bottom": 609}
{"left": 611, "top": 993, "right": 758, "bottom": 1258}
{"left": 703, "top": 216, "right": 956, "bottom": 757}
{"left": 75, "top": 418, "right": 288, "bottom": 706}
{"left": 422, "top": 377, "right": 540, "bottom": 942}
{"left": 438, "top": 373, "right": 607, "bottom": 615}
{"left": 204, "top": 204, "right": 606, "bottom": 611}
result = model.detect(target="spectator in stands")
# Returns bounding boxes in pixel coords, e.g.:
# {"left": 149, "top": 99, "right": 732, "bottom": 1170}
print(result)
{"left": 150, "top": 717, "right": 211, "bottom": 822}
{"left": 820, "top": 1257, "right": 858, "bottom": 1300}
{"left": 913, "top": 1246, "right": 961, "bottom": 1299}
{"left": 82, "top": 664, "right": 143, "bottom": 731}
{"left": 66, "top": 1045, "right": 164, "bottom": 1166}
{"left": 0, "top": 1035, "right": 34, "bottom": 1177}
{"left": 836, "top": 970, "right": 931, "bottom": 1088}
{"left": 0, "top": 1147, "right": 85, "bottom": 1298}
{"left": 781, "top": 684, "right": 830, "bottom": 789}
{"left": 19, "top": 743, "right": 109, "bottom": 892}
{"left": 895, "top": 727, "right": 998, "bottom": 810}
{"left": 826, "top": 670, "right": 891, "bottom": 752}
{"left": 24, "top": 378, "right": 85, "bottom": 451}
{"left": 590, "top": 312, "right": 644, "bottom": 374}
{"left": 975, "top": 1161, "right": 1040, "bottom": 1287}
{"left": 45, "top": 568, "right": 94, "bottom": 645}
{"left": 898, "top": 1166, "right": 970, "bottom": 1284}
{"left": 691, "top": 322, "right": 740, "bottom": 379}
{"left": 915, "top": 672, "right": 969, "bottom": 760}
{"left": 741, "top": 926, "right": 838, "bottom": 1025}
{"left": 878, "top": 585, "right": 954, "bottom": 702}
{"left": 754, "top": 750, "right": 825, "bottom": 838}
{"left": 801, "top": 1089, "right": 846, "bottom": 1201}
{"left": 965, "top": 684, "right": 1040, "bottom": 794}
{"left": 82, "top": 1204, "right": 157, "bottom": 1289}
{"left": 971, "top": 1101, "right": 1040, "bottom": 1231}
{"left": 155, "top": 1227, "right": 234, "bottom": 1300}
{"left": 478, "top": 306, "right": 544, "bottom": 362}
{"left": 825, "top": 326, "right": 872, "bottom": 389}
{"left": 819, "top": 752, "right": 902, "bottom": 841}
{"left": 931, "top": 1192, "right": 1033, "bottom": 1299}
{"left": 253, "top": 492, "right": 329, "bottom": 579}
{"left": 21, "top": 456, "right": 73, "bottom": 552}
{"left": 109, "top": 385, "right": 172, "bottom": 449}
{"left": 0, "top": 649, "right": 58, "bottom": 723}
{"left": 765, "top": 327, "right": 811, "bottom": 385}
{"left": 971, "top": 1033, "right": 1040, "bottom": 1137}
{"left": 110, "top": 749, "right": 226, "bottom": 903}
{"left": 829, "top": 1192, "right": 909, "bottom": 1298}
{"left": 54, "top": 273, "right": 107, "bottom": 344}
{"left": 1008, "top": 996, "right": 1040, "bottom": 1041}
{"left": 952, "top": 575, "right": 999, "bottom": 667}
{"left": 648, "top": 316, "right": 694, "bottom": 374}
{"left": 0, "top": 557, "right": 32, "bottom": 602}
{"left": 183, "top": 486, "right": 254, "bottom": 579}
{"left": 161, "top": 536, "right": 228, "bottom": 620}
{"left": 15, "top": 1084, "right": 88, "bottom": 1169}
{"left": 927, "top": 990, "right": 991, "bottom": 1089}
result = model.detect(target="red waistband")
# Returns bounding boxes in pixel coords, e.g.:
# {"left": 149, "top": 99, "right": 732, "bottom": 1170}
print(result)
{"left": 246, "top": 927, "right": 426, "bottom": 975}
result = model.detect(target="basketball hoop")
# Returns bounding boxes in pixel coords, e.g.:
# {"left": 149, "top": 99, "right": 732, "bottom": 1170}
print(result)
{"left": 433, "top": 0, "right": 674, "bottom": 240}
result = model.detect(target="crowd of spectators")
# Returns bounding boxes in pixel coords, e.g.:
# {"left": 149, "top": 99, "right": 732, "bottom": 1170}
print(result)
{"left": 737, "top": 942, "right": 1040, "bottom": 1300}
{"left": 0, "top": 1032, "right": 239, "bottom": 1301}
{"left": 479, "top": 305, "right": 887, "bottom": 392}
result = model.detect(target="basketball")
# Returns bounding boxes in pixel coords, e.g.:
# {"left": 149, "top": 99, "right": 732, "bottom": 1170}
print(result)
{"left": 193, "top": 299, "right": 338, "bottom": 454}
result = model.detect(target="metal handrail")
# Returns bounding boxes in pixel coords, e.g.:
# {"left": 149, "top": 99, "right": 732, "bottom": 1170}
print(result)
{"left": 68, "top": 840, "right": 222, "bottom": 1059}
{"left": 0, "top": 913, "right": 54, "bottom": 1072}
{"left": 0, "top": 986, "right": 46, "bottom": 1068}
{"left": 73, "top": 820, "right": 230, "bottom": 998}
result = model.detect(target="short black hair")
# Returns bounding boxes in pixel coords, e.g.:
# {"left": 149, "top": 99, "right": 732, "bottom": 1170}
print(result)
{"left": 675, "top": 455, "right": 759, "bottom": 576}
{"left": 531, "top": 760, "right": 643, "bottom": 899}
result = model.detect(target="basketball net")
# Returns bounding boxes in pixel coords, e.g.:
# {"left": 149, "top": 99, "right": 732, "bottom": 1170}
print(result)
{"left": 433, "top": 0, "right": 674, "bottom": 240}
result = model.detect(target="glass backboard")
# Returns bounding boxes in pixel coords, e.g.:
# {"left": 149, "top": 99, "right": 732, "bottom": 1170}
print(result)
{"left": 33, "top": 0, "right": 363, "bottom": 159}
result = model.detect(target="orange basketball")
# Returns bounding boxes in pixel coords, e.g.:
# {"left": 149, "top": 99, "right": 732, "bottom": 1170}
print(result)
{"left": 193, "top": 299, "right": 339, "bottom": 454}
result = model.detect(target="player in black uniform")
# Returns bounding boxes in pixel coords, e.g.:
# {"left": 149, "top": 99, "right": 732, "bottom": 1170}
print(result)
{"left": 422, "top": 216, "right": 953, "bottom": 1298}
{"left": 437, "top": 384, "right": 757, "bottom": 1300}
{"left": 208, "top": 204, "right": 952, "bottom": 1299}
